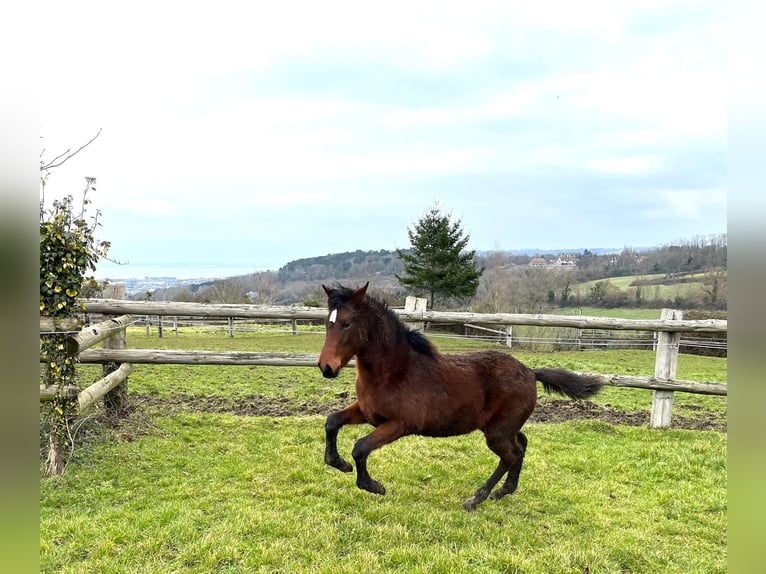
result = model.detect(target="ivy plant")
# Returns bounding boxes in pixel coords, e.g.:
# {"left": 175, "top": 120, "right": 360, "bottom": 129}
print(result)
{"left": 40, "top": 178, "right": 110, "bottom": 473}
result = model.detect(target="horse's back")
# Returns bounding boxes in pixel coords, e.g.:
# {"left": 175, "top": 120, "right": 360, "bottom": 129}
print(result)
{"left": 445, "top": 349, "right": 537, "bottom": 416}
{"left": 443, "top": 350, "right": 536, "bottom": 389}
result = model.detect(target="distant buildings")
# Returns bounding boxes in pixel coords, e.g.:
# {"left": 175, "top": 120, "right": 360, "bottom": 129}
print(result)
{"left": 104, "top": 276, "right": 212, "bottom": 295}
{"left": 528, "top": 254, "right": 578, "bottom": 267}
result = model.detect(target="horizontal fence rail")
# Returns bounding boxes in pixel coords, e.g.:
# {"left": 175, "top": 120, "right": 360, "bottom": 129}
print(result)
{"left": 40, "top": 316, "right": 82, "bottom": 334}
{"left": 77, "top": 349, "right": 320, "bottom": 367}
{"left": 82, "top": 299, "right": 727, "bottom": 333}
{"left": 62, "top": 348, "right": 727, "bottom": 396}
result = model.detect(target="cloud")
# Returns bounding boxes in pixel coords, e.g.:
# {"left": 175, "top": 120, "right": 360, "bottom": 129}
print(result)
{"left": 39, "top": 1, "right": 726, "bottom": 274}
{"left": 641, "top": 188, "right": 727, "bottom": 220}
{"left": 586, "top": 155, "right": 664, "bottom": 176}
{"left": 103, "top": 198, "right": 178, "bottom": 217}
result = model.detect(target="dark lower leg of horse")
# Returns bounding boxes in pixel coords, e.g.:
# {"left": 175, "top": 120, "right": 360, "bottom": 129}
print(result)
{"left": 349, "top": 421, "right": 407, "bottom": 496}
{"left": 463, "top": 461, "right": 509, "bottom": 511}
{"left": 324, "top": 410, "right": 353, "bottom": 472}
{"left": 351, "top": 436, "right": 386, "bottom": 495}
{"left": 489, "top": 431, "right": 528, "bottom": 501}
{"left": 464, "top": 428, "right": 526, "bottom": 511}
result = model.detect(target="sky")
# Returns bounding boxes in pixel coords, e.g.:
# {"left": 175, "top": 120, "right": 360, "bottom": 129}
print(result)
{"left": 39, "top": 0, "right": 726, "bottom": 279}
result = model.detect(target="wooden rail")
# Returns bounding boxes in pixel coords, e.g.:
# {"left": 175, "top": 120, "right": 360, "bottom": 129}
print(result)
{"left": 40, "top": 316, "right": 82, "bottom": 333}
{"left": 64, "top": 314, "right": 133, "bottom": 356}
{"left": 70, "top": 348, "right": 727, "bottom": 396}
{"left": 82, "top": 299, "right": 727, "bottom": 333}
{"left": 77, "top": 363, "right": 133, "bottom": 412}
{"left": 78, "top": 349, "right": 320, "bottom": 367}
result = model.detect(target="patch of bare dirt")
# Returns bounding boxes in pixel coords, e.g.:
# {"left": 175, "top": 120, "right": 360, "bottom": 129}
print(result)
{"left": 129, "top": 393, "right": 726, "bottom": 432}
{"left": 531, "top": 400, "right": 726, "bottom": 432}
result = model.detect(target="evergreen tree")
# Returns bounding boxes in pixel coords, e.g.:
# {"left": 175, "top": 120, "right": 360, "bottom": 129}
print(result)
{"left": 396, "top": 204, "right": 483, "bottom": 309}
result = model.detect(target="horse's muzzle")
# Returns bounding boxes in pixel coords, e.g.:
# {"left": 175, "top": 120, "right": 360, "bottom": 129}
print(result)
{"left": 320, "top": 363, "right": 338, "bottom": 379}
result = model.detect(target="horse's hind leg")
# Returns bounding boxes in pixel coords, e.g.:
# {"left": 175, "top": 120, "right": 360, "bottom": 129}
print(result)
{"left": 463, "top": 459, "right": 510, "bottom": 511}
{"left": 489, "top": 431, "right": 528, "bottom": 501}
{"left": 463, "top": 425, "right": 525, "bottom": 511}
{"left": 325, "top": 401, "right": 366, "bottom": 473}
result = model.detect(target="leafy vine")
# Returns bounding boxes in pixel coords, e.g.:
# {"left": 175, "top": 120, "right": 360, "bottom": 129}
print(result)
{"left": 40, "top": 176, "right": 110, "bottom": 474}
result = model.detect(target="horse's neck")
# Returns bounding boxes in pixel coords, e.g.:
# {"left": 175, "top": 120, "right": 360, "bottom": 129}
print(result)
{"left": 356, "top": 319, "right": 410, "bottom": 381}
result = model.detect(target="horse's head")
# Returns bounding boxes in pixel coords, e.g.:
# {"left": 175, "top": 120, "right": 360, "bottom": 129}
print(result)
{"left": 317, "top": 282, "right": 369, "bottom": 379}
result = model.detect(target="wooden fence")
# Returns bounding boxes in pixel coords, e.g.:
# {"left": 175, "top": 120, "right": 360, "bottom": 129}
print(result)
{"left": 39, "top": 314, "right": 133, "bottom": 414}
{"left": 42, "top": 299, "right": 728, "bottom": 428}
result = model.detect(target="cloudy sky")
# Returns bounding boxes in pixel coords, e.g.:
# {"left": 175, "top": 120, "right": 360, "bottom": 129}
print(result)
{"left": 40, "top": 0, "right": 726, "bottom": 279}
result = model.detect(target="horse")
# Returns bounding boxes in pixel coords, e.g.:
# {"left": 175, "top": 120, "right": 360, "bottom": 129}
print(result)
{"left": 317, "top": 282, "right": 604, "bottom": 511}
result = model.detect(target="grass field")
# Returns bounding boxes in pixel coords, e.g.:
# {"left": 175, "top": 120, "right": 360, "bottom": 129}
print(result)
{"left": 554, "top": 307, "right": 666, "bottom": 320}
{"left": 571, "top": 272, "right": 717, "bottom": 302}
{"left": 507, "top": 306, "right": 725, "bottom": 353}
{"left": 40, "top": 327, "right": 727, "bottom": 573}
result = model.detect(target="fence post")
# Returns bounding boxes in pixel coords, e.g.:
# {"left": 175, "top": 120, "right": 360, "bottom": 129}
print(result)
{"left": 102, "top": 286, "right": 130, "bottom": 417}
{"left": 103, "top": 323, "right": 129, "bottom": 417}
{"left": 404, "top": 296, "right": 428, "bottom": 331}
{"left": 158, "top": 315, "right": 164, "bottom": 338}
{"left": 505, "top": 325, "right": 513, "bottom": 348}
{"left": 292, "top": 319, "right": 298, "bottom": 335}
{"left": 228, "top": 317, "right": 234, "bottom": 338}
{"left": 650, "top": 308, "right": 682, "bottom": 428}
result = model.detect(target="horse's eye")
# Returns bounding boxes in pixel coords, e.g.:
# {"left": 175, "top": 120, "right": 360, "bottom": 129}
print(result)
{"left": 342, "top": 321, "right": 351, "bottom": 329}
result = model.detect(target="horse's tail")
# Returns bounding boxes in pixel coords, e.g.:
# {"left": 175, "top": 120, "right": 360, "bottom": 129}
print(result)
{"left": 534, "top": 368, "right": 604, "bottom": 400}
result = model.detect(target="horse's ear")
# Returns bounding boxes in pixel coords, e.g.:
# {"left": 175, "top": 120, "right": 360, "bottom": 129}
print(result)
{"left": 351, "top": 281, "right": 369, "bottom": 303}
{"left": 322, "top": 284, "right": 332, "bottom": 297}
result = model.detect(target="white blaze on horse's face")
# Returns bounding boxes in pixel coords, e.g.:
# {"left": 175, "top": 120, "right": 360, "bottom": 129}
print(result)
{"left": 328, "top": 308, "right": 338, "bottom": 326}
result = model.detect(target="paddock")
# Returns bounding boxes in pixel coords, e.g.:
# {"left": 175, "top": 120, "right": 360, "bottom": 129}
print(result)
{"left": 40, "top": 299, "right": 727, "bottom": 573}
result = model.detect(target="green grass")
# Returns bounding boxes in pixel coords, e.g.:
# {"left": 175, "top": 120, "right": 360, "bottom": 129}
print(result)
{"left": 572, "top": 273, "right": 716, "bottom": 301}
{"left": 554, "top": 307, "right": 666, "bottom": 320}
{"left": 45, "top": 326, "right": 727, "bottom": 573}
{"left": 41, "top": 414, "right": 726, "bottom": 574}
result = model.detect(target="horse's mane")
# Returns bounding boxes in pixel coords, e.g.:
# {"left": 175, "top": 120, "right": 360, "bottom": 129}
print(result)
{"left": 327, "top": 284, "right": 436, "bottom": 358}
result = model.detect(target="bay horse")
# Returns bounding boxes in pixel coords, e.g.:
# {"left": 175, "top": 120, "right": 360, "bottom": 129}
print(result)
{"left": 318, "top": 282, "right": 604, "bottom": 511}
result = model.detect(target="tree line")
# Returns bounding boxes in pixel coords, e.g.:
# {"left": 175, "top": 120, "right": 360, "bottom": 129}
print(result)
{"left": 145, "top": 204, "right": 726, "bottom": 313}
{"left": 277, "top": 249, "right": 405, "bottom": 282}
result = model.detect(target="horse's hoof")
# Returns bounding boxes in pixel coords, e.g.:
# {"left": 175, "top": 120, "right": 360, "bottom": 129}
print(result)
{"left": 359, "top": 479, "right": 386, "bottom": 495}
{"left": 489, "top": 490, "right": 507, "bottom": 501}
{"left": 464, "top": 486, "right": 493, "bottom": 510}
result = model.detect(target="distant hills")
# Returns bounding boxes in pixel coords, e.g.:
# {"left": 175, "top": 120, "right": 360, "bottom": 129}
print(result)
{"left": 276, "top": 247, "right": 635, "bottom": 283}
{"left": 110, "top": 248, "right": 630, "bottom": 295}
{"left": 277, "top": 249, "right": 405, "bottom": 282}
{"left": 125, "top": 234, "right": 726, "bottom": 309}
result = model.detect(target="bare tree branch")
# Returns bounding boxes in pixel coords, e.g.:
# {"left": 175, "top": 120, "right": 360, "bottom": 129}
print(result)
{"left": 40, "top": 128, "right": 103, "bottom": 171}
{"left": 44, "top": 147, "right": 74, "bottom": 168}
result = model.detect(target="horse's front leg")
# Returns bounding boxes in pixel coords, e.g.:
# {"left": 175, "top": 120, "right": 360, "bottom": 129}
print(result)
{"left": 325, "top": 401, "right": 366, "bottom": 472}
{"left": 352, "top": 420, "right": 407, "bottom": 496}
